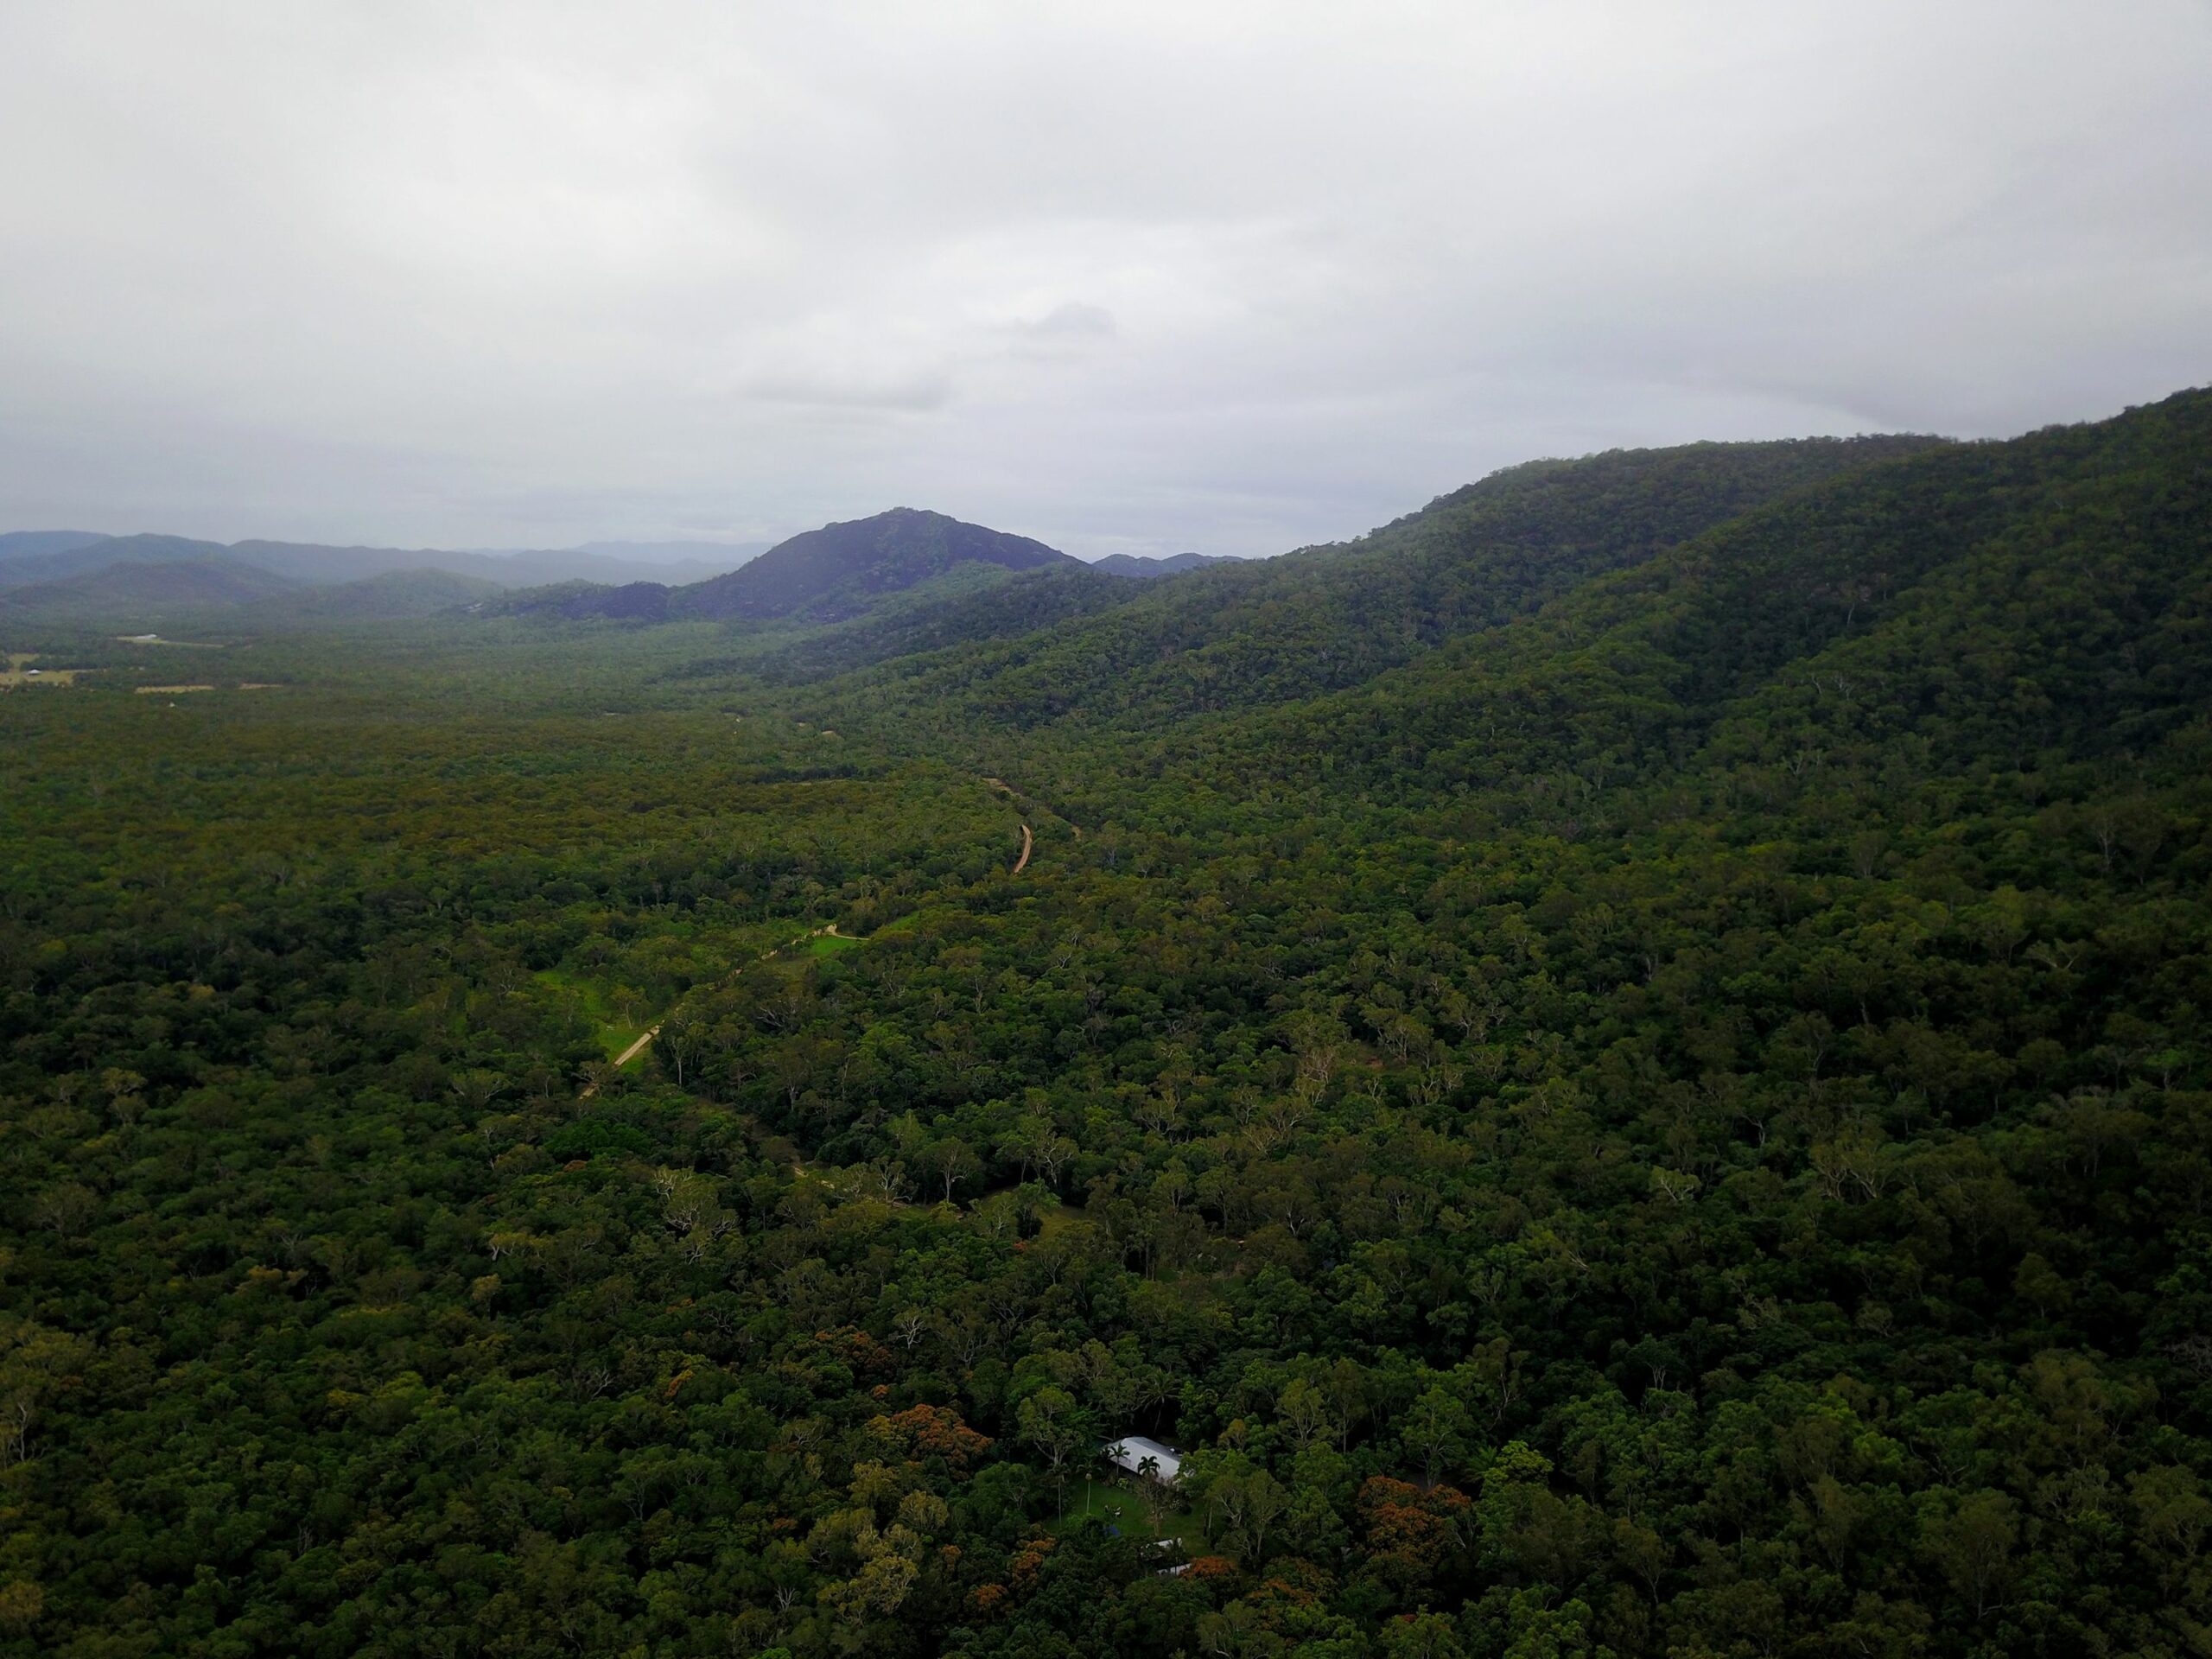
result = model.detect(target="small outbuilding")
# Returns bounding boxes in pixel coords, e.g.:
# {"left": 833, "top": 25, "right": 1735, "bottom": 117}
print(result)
{"left": 1104, "top": 1435, "right": 1182, "bottom": 1485}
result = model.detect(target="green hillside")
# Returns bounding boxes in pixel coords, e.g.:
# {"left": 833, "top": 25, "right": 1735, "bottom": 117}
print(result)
{"left": 804, "top": 433, "right": 1944, "bottom": 732}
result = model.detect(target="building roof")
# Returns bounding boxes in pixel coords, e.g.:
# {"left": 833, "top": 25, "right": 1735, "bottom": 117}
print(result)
{"left": 1104, "top": 1434, "right": 1182, "bottom": 1482}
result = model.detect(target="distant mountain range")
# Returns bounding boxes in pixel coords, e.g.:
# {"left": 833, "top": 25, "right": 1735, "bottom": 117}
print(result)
{"left": 0, "top": 514, "right": 1239, "bottom": 632}
{"left": 504, "top": 508, "right": 1228, "bottom": 626}
{"left": 1088, "top": 550, "right": 1230, "bottom": 578}
{"left": 0, "top": 528, "right": 766, "bottom": 627}
{"left": 0, "top": 530, "right": 760, "bottom": 590}
{"left": 0, "top": 557, "right": 508, "bottom": 628}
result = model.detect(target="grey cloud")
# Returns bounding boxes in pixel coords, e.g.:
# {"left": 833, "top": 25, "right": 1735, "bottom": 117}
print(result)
{"left": 739, "top": 370, "right": 956, "bottom": 411}
{"left": 1015, "top": 303, "right": 1118, "bottom": 341}
{"left": 0, "top": 1, "right": 2206, "bottom": 559}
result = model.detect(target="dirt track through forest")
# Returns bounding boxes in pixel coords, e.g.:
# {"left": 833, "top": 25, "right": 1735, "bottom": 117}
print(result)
{"left": 585, "top": 787, "right": 1034, "bottom": 1097}
{"left": 988, "top": 774, "right": 1068, "bottom": 859}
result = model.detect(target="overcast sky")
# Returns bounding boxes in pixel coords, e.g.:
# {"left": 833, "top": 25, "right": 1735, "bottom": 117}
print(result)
{"left": 2, "top": 2, "right": 2207, "bottom": 562}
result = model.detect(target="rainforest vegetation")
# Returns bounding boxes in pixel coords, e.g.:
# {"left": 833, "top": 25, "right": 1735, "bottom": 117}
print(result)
{"left": 2, "top": 389, "right": 2209, "bottom": 1658}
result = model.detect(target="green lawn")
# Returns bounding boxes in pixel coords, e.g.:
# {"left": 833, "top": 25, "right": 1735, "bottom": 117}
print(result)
{"left": 1062, "top": 1478, "right": 1198, "bottom": 1550}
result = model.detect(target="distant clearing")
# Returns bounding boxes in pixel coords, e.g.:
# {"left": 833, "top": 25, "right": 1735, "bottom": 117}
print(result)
{"left": 2, "top": 654, "right": 88, "bottom": 687}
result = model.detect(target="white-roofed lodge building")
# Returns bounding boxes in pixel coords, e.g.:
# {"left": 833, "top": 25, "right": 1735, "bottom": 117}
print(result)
{"left": 1103, "top": 1435, "right": 1182, "bottom": 1485}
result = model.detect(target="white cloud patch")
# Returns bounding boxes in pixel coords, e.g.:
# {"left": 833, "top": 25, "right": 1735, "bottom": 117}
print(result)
{"left": 1015, "top": 303, "right": 1118, "bottom": 342}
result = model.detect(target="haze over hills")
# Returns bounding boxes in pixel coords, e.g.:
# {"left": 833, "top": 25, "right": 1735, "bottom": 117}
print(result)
{"left": 1086, "top": 550, "right": 1234, "bottom": 578}
{"left": 0, "top": 527, "right": 771, "bottom": 626}
{"left": 0, "top": 531, "right": 759, "bottom": 592}
{"left": 0, "top": 530, "right": 112, "bottom": 562}
{"left": 0, "top": 554, "right": 298, "bottom": 617}
{"left": 0, "top": 556, "right": 508, "bottom": 628}
{"left": 0, "top": 512, "right": 1094, "bottom": 629}
{"left": 518, "top": 506, "right": 1084, "bottom": 625}
{"left": 567, "top": 539, "right": 772, "bottom": 566}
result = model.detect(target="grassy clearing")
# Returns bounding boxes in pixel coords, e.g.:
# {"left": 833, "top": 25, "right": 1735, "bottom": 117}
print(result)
{"left": 1063, "top": 1478, "right": 1199, "bottom": 1548}
{"left": 808, "top": 930, "right": 866, "bottom": 958}
{"left": 1, "top": 654, "right": 87, "bottom": 687}
{"left": 1033, "top": 1204, "right": 1094, "bottom": 1242}
{"left": 532, "top": 967, "right": 647, "bottom": 1060}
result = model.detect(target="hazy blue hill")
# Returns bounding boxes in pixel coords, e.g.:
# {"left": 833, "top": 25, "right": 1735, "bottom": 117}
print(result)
{"left": 0, "top": 553, "right": 300, "bottom": 621}
{"left": 0, "top": 530, "right": 111, "bottom": 563}
{"left": 512, "top": 506, "right": 1084, "bottom": 628}
{"left": 0, "top": 531, "right": 759, "bottom": 593}
{"left": 571, "top": 538, "right": 770, "bottom": 569}
{"left": 0, "top": 533, "right": 233, "bottom": 588}
{"left": 1090, "top": 550, "right": 1233, "bottom": 577}
{"left": 679, "top": 506, "right": 1076, "bottom": 621}
{"left": 226, "top": 539, "right": 749, "bottom": 588}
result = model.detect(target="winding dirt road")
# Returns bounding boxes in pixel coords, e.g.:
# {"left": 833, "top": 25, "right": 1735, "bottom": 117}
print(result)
{"left": 583, "top": 791, "right": 1036, "bottom": 1099}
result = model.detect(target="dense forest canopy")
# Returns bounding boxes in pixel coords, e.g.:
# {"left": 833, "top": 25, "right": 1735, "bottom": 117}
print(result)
{"left": 3, "top": 390, "right": 2209, "bottom": 1657}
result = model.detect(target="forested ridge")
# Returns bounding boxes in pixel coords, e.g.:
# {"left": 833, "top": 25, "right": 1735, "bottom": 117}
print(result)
{"left": 2, "top": 391, "right": 2209, "bottom": 1657}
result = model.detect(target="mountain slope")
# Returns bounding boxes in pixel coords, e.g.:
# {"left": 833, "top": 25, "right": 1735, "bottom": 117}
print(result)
{"left": 664, "top": 562, "right": 1136, "bottom": 686}
{"left": 1226, "top": 385, "right": 2212, "bottom": 808}
{"left": 803, "top": 433, "right": 1948, "bottom": 729}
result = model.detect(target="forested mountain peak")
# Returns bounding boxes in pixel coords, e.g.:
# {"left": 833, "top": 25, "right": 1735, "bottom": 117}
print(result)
{"left": 680, "top": 506, "right": 1077, "bottom": 621}
{"left": 505, "top": 507, "right": 1082, "bottom": 626}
